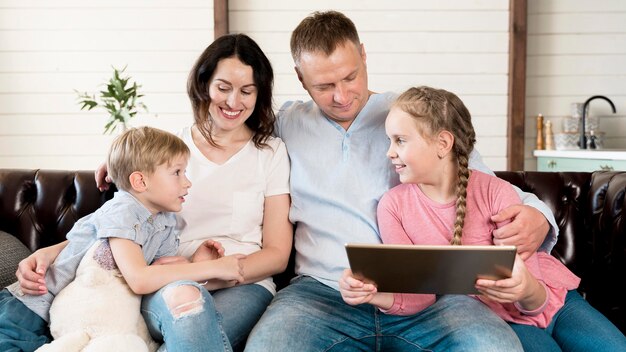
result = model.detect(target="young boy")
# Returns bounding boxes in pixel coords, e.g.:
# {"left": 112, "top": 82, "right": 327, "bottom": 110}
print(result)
{"left": 0, "top": 126, "right": 245, "bottom": 351}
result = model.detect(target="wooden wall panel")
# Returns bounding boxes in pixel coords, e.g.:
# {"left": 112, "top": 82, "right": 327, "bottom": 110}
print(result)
{"left": 525, "top": 0, "right": 626, "bottom": 169}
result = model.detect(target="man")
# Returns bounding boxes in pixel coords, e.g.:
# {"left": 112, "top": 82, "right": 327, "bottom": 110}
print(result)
{"left": 245, "top": 10, "right": 557, "bottom": 351}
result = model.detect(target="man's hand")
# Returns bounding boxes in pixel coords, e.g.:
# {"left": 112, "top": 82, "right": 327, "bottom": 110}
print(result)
{"left": 95, "top": 161, "right": 113, "bottom": 192}
{"left": 492, "top": 204, "right": 550, "bottom": 260}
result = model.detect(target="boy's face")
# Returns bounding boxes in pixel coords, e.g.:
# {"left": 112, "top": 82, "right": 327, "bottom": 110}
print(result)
{"left": 385, "top": 107, "right": 440, "bottom": 185}
{"left": 295, "top": 41, "right": 369, "bottom": 130}
{"left": 141, "top": 154, "right": 192, "bottom": 214}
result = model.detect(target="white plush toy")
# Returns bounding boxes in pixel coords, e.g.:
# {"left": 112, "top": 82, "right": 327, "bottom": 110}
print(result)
{"left": 36, "top": 240, "right": 158, "bottom": 352}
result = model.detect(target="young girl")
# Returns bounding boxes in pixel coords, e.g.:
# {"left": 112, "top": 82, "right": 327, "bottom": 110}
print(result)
{"left": 339, "top": 86, "right": 626, "bottom": 351}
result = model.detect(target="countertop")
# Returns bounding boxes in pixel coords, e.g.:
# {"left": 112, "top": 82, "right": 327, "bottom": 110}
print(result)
{"left": 534, "top": 149, "right": 626, "bottom": 161}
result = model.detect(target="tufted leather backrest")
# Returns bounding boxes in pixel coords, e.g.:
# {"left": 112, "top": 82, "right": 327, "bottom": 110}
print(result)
{"left": 496, "top": 172, "right": 592, "bottom": 274}
{"left": 0, "top": 169, "right": 116, "bottom": 252}
{"left": 0, "top": 168, "right": 624, "bottom": 331}
{"left": 497, "top": 171, "right": 625, "bottom": 331}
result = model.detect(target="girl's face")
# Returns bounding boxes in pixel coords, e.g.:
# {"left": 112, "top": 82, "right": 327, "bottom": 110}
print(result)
{"left": 385, "top": 107, "right": 440, "bottom": 184}
{"left": 208, "top": 57, "right": 258, "bottom": 134}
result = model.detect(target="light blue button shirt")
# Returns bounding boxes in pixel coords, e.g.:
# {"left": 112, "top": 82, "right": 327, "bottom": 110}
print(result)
{"left": 7, "top": 191, "right": 179, "bottom": 321}
{"left": 276, "top": 92, "right": 558, "bottom": 289}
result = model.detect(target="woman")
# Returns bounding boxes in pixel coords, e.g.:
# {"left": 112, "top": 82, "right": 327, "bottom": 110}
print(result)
{"left": 16, "top": 34, "right": 292, "bottom": 352}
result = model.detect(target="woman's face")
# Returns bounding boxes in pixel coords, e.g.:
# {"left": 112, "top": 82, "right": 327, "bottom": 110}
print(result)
{"left": 208, "top": 57, "right": 258, "bottom": 134}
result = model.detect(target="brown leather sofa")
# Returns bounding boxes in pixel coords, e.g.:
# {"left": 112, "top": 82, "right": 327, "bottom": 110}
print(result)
{"left": 1, "top": 168, "right": 624, "bottom": 333}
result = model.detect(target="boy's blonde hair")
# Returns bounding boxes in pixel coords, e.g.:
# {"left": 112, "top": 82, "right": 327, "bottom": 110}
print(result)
{"left": 394, "top": 86, "right": 476, "bottom": 245}
{"left": 107, "top": 126, "right": 190, "bottom": 192}
{"left": 290, "top": 10, "right": 361, "bottom": 66}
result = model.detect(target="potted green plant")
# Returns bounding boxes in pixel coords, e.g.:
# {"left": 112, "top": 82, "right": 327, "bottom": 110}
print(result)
{"left": 76, "top": 66, "right": 148, "bottom": 134}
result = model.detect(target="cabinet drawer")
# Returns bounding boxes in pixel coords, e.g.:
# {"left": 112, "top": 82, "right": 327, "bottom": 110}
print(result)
{"left": 537, "top": 157, "right": 626, "bottom": 172}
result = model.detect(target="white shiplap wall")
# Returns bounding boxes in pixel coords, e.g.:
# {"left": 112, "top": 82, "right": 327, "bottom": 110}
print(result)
{"left": 525, "top": 0, "right": 626, "bottom": 170}
{"left": 0, "top": 0, "right": 213, "bottom": 169}
{"left": 0, "top": 0, "right": 511, "bottom": 170}
{"left": 230, "top": 0, "right": 511, "bottom": 170}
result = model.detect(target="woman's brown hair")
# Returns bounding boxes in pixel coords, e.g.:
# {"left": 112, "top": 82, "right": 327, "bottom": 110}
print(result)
{"left": 187, "top": 34, "right": 275, "bottom": 149}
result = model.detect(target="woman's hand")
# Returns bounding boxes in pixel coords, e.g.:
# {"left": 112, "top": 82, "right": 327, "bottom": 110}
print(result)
{"left": 339, "top": 269, "right": 378, "bottom": 306}
{"left": 16, "top": 243, "right": 66, "bottom": 295}
{"left": 210, "top": 254, "right": 246, "bottom": 284}
{"left": 95, "top": 161, "right": 113, "bottom": 192}
{"left": 202, "top": 278, "right": 240, "bottom": 291}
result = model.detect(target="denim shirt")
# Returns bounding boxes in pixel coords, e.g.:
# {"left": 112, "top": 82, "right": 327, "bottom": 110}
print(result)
{"left": 7, "top": 190, "right": 179, "bottom": 322}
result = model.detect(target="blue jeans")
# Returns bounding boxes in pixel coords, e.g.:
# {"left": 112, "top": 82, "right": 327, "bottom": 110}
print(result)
{"left": 142, "top": 281, "right": 273, "bottom": 352}
{"left": 510, "top": 290, "right": 626, "bottom": 352}
{"left": 0, "top": 289, "right": 51, "bottom": 352}
{"left": 245, "top": 276, "right": 522, "bottom": 351}
{"left": 212, "top": 283, "right": 273, "bottom": 351}
{"left": 141, "top": 281, "right": 232, "bottom": 352}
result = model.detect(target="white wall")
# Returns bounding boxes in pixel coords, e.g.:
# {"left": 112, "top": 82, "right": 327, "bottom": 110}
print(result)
{"left": 0, "top": 0, "right": 511, "bottom": 170}
{"left": 230, "top": 0, "right": 511, "bottom": 170}
{"left": 0, "top": 0, "right": 212, "bottom": 169}
{"left": 525, "top": 0, "right": 626, "bottom": 169}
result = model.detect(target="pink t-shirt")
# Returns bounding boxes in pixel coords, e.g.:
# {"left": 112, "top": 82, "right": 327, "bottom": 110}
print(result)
{"left": 376, "top": 170, "right": 580, "bottom": 328}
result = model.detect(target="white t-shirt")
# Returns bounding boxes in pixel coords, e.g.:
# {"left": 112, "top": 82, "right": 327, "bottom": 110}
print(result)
{"left": 176, "top": 126, "right": 290, "bottom": 294}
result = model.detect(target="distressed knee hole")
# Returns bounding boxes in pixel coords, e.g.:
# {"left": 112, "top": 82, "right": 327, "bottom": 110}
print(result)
{"left": 163, "top": 284, "right": 205, "bottom": 319}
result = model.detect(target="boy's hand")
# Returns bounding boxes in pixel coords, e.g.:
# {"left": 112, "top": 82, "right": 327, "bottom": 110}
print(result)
{"left": 211, "top": 254, "right": 246, "bottom": 283}
{"left": 191, "top": 240, "right": 225, "bottom": 262}
{"left": 153, "top": 256, "right": 190, "bottom": 265}
{"left": 492, "top": 204, "right": 549, "bottom": 260}
{"left": 339, "top": 269, "right": 378, "bottom": 306}
{"left": 16, "top": 251, "right": 50, "bottom": 295}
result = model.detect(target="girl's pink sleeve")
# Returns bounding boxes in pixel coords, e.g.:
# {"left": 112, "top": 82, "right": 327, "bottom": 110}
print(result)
{"left": 481, "top": 253, "right": 579, "bottom": 328}
{"left": 488, "top": 178, "right": 522, "bottom": 227}
{"left": 480, "top": 178, "right": 581, "bottom": 328}
{"left": 376, "top": 193, "right": 436, "bottom": 315}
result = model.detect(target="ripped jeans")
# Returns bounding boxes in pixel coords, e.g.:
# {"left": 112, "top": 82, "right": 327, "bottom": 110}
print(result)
{"left": 141, "top": 281, "right": 231, "bottom": 352}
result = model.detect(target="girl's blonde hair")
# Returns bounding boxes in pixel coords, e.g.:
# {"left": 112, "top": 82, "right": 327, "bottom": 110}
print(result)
{"left": 107, "top": 126, "right": 190, "bottom": 192}
{"left": 393, "top": 86, "right": 477, "bottom": 245}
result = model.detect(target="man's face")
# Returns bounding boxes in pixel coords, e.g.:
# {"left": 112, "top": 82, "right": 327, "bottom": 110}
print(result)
{"left": 295, "top": 41, "right": 369, "bottom": 130}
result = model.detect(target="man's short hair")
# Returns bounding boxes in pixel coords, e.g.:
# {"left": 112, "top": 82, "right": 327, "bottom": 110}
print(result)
{"left": 107, "top": 126, "right": 190, "bottom": 191}
{"left": 290, "top": 10, "right": 360, "bottom": 66}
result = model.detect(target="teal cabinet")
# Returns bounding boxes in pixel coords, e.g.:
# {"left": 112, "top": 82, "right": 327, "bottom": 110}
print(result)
{"left": 534, "top": 150, "right": 626, "bottom": 172}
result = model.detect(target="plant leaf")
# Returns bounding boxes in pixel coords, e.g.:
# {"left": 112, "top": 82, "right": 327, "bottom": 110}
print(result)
{"left": 74, "top": 65, "right": 148, "bottom": 134}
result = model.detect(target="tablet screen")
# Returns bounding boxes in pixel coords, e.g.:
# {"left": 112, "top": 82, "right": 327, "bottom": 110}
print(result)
{"left": 345, "top": 243, "right": 516, "bottom": 294}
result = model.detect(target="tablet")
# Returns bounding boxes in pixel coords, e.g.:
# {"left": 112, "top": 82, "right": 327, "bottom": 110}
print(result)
{"left": 345, "top": 243, "right": 516, "bottom": 295}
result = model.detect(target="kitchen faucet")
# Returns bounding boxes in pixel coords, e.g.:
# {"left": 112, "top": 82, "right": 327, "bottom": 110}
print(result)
{"left": 580, "top": 95, "right": 617, "bottom": 149}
